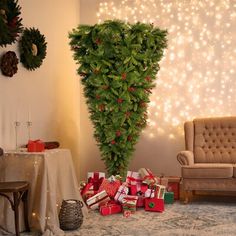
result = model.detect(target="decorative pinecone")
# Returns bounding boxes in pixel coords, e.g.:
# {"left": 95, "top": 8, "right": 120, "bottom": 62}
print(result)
{"left": 0, "top": 51, "right": 19, "bottom": 77}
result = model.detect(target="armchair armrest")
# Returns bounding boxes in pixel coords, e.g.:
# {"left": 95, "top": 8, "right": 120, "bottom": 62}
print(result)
{"left": 177, "top": 150, "right": 194, "bottom": 166}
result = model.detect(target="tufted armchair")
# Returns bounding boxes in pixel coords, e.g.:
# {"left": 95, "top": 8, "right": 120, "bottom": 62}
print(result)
{"left": 177, "top": 117, "right": 236, "bottom": 203}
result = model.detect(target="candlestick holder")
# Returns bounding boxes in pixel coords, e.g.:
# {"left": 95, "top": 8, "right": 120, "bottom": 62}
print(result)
{"left": 14, "top": 121, "right": 21, "bottom": 150}
{"left": 26, "top": 121, "right": 32, "bottom": 140}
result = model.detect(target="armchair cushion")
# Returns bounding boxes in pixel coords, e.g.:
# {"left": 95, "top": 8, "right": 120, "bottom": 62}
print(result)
{"left": 177, "top": 151, "right": 194, "bottom": 166}
{"left": 182, "top": 163, "right": 233, "bottom": 178}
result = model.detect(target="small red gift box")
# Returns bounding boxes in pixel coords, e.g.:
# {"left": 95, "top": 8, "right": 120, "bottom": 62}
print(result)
{"left": 98, "top": 176, "right": 121, "bottom": 198}
{"left": 100, "top": 201, "right": 122, "bottom": 216}
{"left": 130, "top": 183, "right": 148, "bottom": 196}
{"left": 87, "top": 172, "right": 105, "bottom": 191}
{"left": 145, "top": 198, "right": 164, "bottom": 212}
{"left": 27, "top": 140, "right": 45, "bottom": 152}
{"left": 167, "top": 176, "right": 181, "bottom": 200}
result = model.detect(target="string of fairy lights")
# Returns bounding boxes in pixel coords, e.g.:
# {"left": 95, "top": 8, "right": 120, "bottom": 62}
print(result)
{"left": 96, "top": 0, "right": 236, "bottom": 139}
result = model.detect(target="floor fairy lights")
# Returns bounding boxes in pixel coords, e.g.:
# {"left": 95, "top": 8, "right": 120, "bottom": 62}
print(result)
{"left": 96, "top": 0, "right": 236, "bottom": 139}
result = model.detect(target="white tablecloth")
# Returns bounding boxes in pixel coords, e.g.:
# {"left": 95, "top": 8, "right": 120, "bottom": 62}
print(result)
{"left": 0, "top": 149, "right": 87, "bottom": 235}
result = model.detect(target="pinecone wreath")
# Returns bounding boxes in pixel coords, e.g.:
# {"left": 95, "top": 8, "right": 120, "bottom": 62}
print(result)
{"left": 0, "top": 51, "right": 19, "bottom": 77}
{"left": 0, "top": 0, "right": 23, "bottom": 47}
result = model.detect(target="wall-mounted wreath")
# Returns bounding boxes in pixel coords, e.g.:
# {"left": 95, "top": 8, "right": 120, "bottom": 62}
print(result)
{"left": 0, "top": 51, "right": 19, "bottom": 77}
{"left": 19, "top": 28, "right": 47, "bottom": 70}
{"left": 0, "top": 0, "right": 23, "bottom": 47}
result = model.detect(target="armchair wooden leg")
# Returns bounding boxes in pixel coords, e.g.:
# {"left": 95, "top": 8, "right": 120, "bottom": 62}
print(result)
{"left": 184, "top": 190, "right": 192, "bottom": 204}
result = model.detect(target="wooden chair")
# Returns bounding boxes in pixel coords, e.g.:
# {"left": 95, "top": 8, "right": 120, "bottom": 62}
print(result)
{"left": 0, "top": 181, "right": 30, "bottom": 236}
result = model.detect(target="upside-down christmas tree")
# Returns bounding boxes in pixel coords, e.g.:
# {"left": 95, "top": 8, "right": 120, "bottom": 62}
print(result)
{"left": 69, "top": 20, "right": 167, "bottom": 176}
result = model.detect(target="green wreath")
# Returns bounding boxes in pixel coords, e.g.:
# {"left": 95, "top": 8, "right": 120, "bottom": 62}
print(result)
{"left": 0, "top": 0, "right": 23, "bottom": 47}
{"left": 19, "top": 28, "right": 47, "bottom": 70}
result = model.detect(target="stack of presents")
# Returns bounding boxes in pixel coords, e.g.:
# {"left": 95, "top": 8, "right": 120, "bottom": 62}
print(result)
{"left": 80, "top": 168, "right": 180, "bottom": 217}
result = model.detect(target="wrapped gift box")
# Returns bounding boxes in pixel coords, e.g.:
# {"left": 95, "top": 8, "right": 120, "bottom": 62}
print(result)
{"left": 100, "top": 201, "right": 122, "bottom": 216}
{"left": 27, "top": 140, "right": 45, "bottom": 152}
{"left": 130, "top": 183, "right": 148, "bottom": 207}
{"left": 136, "top": 195, "right": 145, "bottom": 207}
{"left": 145, "top": 184, "right": 166, "bottom": 199}
{"left": 122, "top": 195, "right": 138, "bottom": 213}
{"left": 167, "top": 176, "right": 181, "bottom": 200}
{"left": 87, "top": 172, "right": 105, "bottom": 191}
{"left": 114, "top": 183, "right": 129, "bottom": 203}
{"left": 98, "top": 176, "right": 121, "bottom": 198}
{"left": 139, "top": 168, "right": 157, "bottom": 185}
{"left": 156, "top": 176, "right": 169, "bottom": 188}
{"left": 126, "top": 171, "right": 142, "bottom": 186}
{"left": 164, "top": 192, "right": 174, "bottom": 204}
{"left": 86, "top": 190, "right": 110, "bottom": 210}
{"left": 145, "top": 198, "right": 164, "bottom": 212}
{"left": 130, "top": 183, "right": 148, "bottom": 196}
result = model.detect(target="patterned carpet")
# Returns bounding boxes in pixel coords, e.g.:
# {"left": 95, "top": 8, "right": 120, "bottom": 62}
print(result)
{"left": 1, "top": 201, "right": 236, "bottom": 236}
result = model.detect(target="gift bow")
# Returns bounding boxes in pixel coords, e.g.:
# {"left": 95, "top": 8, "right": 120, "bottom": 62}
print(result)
{"left": 88, "top": 172, "right": 104, "bottom": 191}
{"left": 143, "top": 168, "right": 156, "bottom": 184}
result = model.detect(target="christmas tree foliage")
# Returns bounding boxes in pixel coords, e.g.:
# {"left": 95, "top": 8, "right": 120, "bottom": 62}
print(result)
{"left": 69, "top": 20, "right": 167, "bottom": 176}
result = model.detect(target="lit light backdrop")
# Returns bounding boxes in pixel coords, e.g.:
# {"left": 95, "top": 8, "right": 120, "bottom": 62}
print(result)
{"left": 96, "top": 0, "right": 236, "bottom": 140}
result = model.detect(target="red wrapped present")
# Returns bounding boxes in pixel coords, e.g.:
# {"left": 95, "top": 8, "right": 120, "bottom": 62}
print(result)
{"left": 100, "top": 201, "right": 122, "bottom": 216}
{"left": 130, "top": 183, "right": 148, "bottom": 196}
{"left": 27, "top": 140, "right": 45, "bottom": 152}
{"left": 86, "top": 190, "right": 110, "bottom": 210}
{"left": 166, "top": 176, "right": 181, "bottom": 200}
{"left": 87, "top": 172, "right": 105, "bottom": 191}
{"left": 126, "top": 171, "right": 142, "bottom": 186}
{"left": 98, "top": 176, "right": 121, "bottom": 198}
{"left": 80, "top": 182, "right": 93, "bottom": 196}
{"left": 139, "top": 168, "right": 157, "bottom": 185}
{"left": 122, "top": 195, "right": 138, "bottom": 214}
{"left": 130, "top": 183, "right": 148, "bottom": 207}
{"left": 136, "top": 195, "right": 145, "bottom": 207}
{"left": 145, "top": 198, "right": 164, "bottom": 212}
{"left": 114, "top": 183, "right": 129, "bottom": 203}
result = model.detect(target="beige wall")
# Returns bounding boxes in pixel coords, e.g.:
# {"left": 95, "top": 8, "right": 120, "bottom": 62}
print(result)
{"left": 0, "top": 0, "right": 81, "bottom": 179}
{"left": 78, "top": 0, "right": 236, "bottom": 179}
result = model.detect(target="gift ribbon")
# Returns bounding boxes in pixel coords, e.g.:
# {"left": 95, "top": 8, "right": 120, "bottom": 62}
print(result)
{"left": 115, "top": 187, "right": 128, "bottom": 201}
{"left": 88, "top": 194, "right": 109, "bottom": 208}
{"left": 126, "top": 176, "right": 142, "bottom": 184}
{"left": 143, "top": 168, "right": 156, "bottom": 183}
{"left": 88, "top": 172, "right": 104, "bottom": 191}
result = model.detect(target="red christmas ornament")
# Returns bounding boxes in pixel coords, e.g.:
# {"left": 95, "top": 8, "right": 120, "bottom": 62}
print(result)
{"left": 128, "top": 87, "right": 135, "bottom": 92}
{"left": 99, "top": 104, "right": 105, "bottom": 111}
{"left": 95, "top": 38, "right": 101, "bottom": 45}
{"left": 145, "top": 76, "right": 151, "bottom": 82}
{"left": 139, "top": 101, "right": 146, "bottom": 108}
{"left": 111, "top": 140, "right": 116, "bottom": 145}
{"left": 117, "top": 98, "right": 123, "bottom": 104}
{"left": 127, "top": 136, "right": 132, "bottom": 141}
{"left": 121, "top": 73, "right": 127, "bottom": 80}
{"left": 125, "top": 111, "right": 131, "bottom": 118}
{"left": 96, "top": 94, "right": 101, "bottom": 100}
{"left": 116, "top": 130, "right": 121, "bottom": 137}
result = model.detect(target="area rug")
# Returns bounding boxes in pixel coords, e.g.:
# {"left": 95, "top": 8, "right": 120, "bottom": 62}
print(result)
{"left": 1, "top": 201, "right": 236, "bottom": 236}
